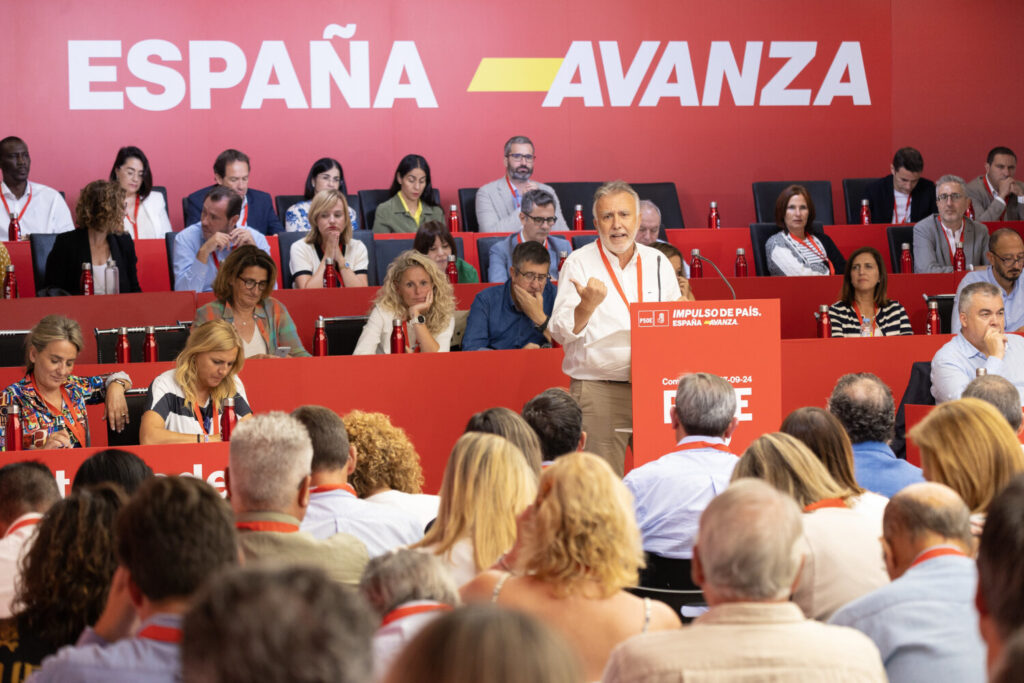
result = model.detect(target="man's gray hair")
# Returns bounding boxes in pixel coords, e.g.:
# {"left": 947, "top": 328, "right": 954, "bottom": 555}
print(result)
{"left": 697, "top": 479, "right": 803, "bottom": 601}
{"left": 675, "top": 373, "right": 737, "bottom": 437}
{"left": 959, "top": 281, "right": 1003, "bottom": 315}
{"left": 521, "top": 189, "right": 555, "bottom": 216}
{"left": 883, "top": 482, "right": 973, "bottom": 549}
{"left": 639, "top": 199, "right": 662, "bottom": 223}
{"left": 359, "top": 548, "right": 460, "bottom": 617}
{"left": 828, "top": 373, "right": 895, "bottom": 444}
{"left": 228, "top": 412, "right": 313, "bottom": 512}
{"left": 964, "top": 375, "right": 1023, "bottom": 431}
{"left": 935, "top": 174, "right": 968, "bottom": 195}
{"left": 592, "top": 180, "right": 640, "bottom": 222}
{"left": 503, "top": 135, "right": 534, "bottom": 156}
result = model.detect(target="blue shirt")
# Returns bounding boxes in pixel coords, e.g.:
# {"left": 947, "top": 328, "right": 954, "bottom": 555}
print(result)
{"left": 300, "top": 487, "right": 424, "bottom": 557}
{"left": 622, "top": 436, "right": 737, "bottom": 560}
{"left": 487, "top": 232, "right": 571, "bottom": 283}
{"left": 462, "top": 280, "right": 555, "bottom": 351}
{"left": 931, "top": 332, "right": 1024, "bottom": 404}
{"left": 830, "top": 554, "right": 985, "bottom": 683}
{"left": 951, "top": 267, "right": 1024, "bottom": 334}
{"left": 852, "top": 441, "right": 924, "bottom": 498}
{"left": 173, "top": 222, "right": 271, "bottom": 292}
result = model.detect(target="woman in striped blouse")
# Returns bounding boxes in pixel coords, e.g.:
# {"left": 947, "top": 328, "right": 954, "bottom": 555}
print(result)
{"left": 827, "top": 246, "right": 912, "bottom": 337}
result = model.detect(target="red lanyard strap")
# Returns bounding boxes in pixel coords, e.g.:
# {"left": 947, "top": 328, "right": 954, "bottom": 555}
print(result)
{"left": 193, "top": 400, "right": 218, "bottom": 438}
{"left": 381, "top": 603, "right": 452, "bottom": 627}
{"left": 4, "top": 517, "right": 39, "bottom": 538}
{"left": 1, "top": 186, "right": 32, "bottom": 226}
{"left": 892, "top": 194, "right": 912, "bottom": 223}
{"left": 597, "top": 244, "right": 642, "bottom": 308}
{"left": 788, "top": 233, "right": 834, "bottom": 275}
{"left": 235, "top": 520, "right": 300, "bottom": 533}
{"left": 137, "top": 624, "right": 183, "bottom": 643}
{"left": 309, "top": 483, "right": 358, "bottom": 495}
{"left": 674, "top": 440, "right": 732, "bottom": 453}
{"left": 803, "top": 497, "right": 847, "bottom": 512}
{"left": 851, "top": 302, "right": 877, "bottom": 336}
{"left": 909, "top": 546, "right": 966, "bottom": 569}
{"left": 125, "top": 195, "right": 142, "bottom": 239}
{"left": 28, "top": 374, "right": 87, "bottom": 447}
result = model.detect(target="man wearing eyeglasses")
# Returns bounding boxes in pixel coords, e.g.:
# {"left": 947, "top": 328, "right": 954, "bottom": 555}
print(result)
{"left": 952, "top": 229, "right": 1024, "bottom": 334}
{"left": 463, "top": 241, "right": 556, "bottom": 351}
{"left": 475, "top": 135, "right": 569, "bottom": 233}
{"left": 912, "top": 175, "right": 989, "bottom": 273}
{"left": 487, "top": 189, "right": 571, "bottom": 282}
{"left": 965, "top": 147, "right": 1024, "bottom": 222}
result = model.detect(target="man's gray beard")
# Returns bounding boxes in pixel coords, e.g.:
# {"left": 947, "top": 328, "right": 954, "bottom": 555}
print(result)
{"left": 509, "top": 168, "right": 532, "bottom": 182}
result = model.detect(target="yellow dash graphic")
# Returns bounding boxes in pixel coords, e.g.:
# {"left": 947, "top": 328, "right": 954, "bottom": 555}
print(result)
{"left": 467, "top": 58, "right": 564, "bottom": 92}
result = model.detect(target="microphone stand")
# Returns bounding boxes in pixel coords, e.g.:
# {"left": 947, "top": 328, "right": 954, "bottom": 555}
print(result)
{"left": 694, "top": 255, "right": 736, "bottom": 300}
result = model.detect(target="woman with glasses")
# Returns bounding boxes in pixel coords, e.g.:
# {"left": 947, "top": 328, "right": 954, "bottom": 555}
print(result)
{"left": 486, "top": 189, "right": 571, "bottom": 283}
{"left": 913, "top": 174, "right": 989, "bottom": 272}
{"left": 413, "top": 221, "right": 479, "bottom": 283}
{"left": 290, "top": 189, "right": 368, "bottom": 288}
{"left": 826, "top": 246, "right": 912, "bottom": 337}
{"left": 285, "top": 157, "right": 359, "bottom": 232}
{"left": 193, "top": 245, "right": 310, "bottom": 358}
{"left": 373, "top": 154, "right": 444, "bottom": 234}
{"left": 108, "top": 146, "right": 173, "bottom": 239}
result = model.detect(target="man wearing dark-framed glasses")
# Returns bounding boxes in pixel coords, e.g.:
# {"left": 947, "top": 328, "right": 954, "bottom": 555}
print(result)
{"left": 953, "top": 228, "right": 1024, "bottom": 333}
{"left": 912, "top": 174, "right": 989, "bottom": 273}
{"left": 488, "top": 189, "right": 571, "bottom": 283}
{"left": 475, "top": 135, "right": 569, "bottom": 233}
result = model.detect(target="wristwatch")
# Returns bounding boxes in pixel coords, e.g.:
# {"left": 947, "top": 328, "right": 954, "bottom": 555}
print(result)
{"left": 411, "top": 315, "right": 426, "bottom": 325}
{"left": 535, "top": 315, "right": 550, "bottom": 333}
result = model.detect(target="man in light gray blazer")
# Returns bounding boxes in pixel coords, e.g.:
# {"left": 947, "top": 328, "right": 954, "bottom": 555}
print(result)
{"left": 475, "top": 135, "right": 568, "bottom": 233}
{"left": 913, "top": 174, "right": 990, "bottom": 273}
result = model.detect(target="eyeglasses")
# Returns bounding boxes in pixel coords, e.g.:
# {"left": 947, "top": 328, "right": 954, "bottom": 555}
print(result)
{"left": 526, "top": 214, "right": 558, "bottom": 226}
{"left": 513, "top": 268, "right": 550, "bottom": 284}
{"left": 506, "top": 153, "right": 535, "bottom": 162}
{"left": 238, "top": 277, "right": 269, "bottom": 291}
{"left": 937, "top": 193, "right": 964, "bottom": 203}
{"left": 993, "top": 253, "right": 1024, "bottom": 267}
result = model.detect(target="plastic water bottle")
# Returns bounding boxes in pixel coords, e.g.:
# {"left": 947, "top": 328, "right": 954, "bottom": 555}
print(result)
{"left": 105, "top": 258, "right": 119, "bottom": 294}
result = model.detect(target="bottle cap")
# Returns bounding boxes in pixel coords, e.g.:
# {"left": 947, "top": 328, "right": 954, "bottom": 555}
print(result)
{"left": 710, "top": 201, "right": 718, "bottom": 208}
{"left": 5, "top": 404, "right": 18, "bottom": 416}
{"left": 736, "top": 248, "right": 745, "bottom": 255}
{"left": 559, "top": 250, "right": 567, "bottom": 257}
{"left": 927, "top": 300, "right": 938, "bottom": 309}
{"left": 145, "top": 325, "right": 155, "bottom": 333}
{"left": 956, "top": 241, "right": 964, "bottom": 248}
{"left": 315, "top": 316, "right": 325, "bottom": 329}
{"left": 447, "top": 254, "right": 456, "bottom": 262}
{"left": 819, "top": 304, "right": 830, "bottom": 313}
{"left": 223, "top": 397, "right": 235, "bottom": 407}
{"left": 861, "top": 198, "right": 869, "bottom": 206}
{"left": 976, "top": 367, "right": 988, "bottom": 377}
{"left": 574, "top": 204, "right": 582, "bottom": 211}
{"left": 5, "top": 265, "right": 12, "bottom": 273}
{"left": 325, "top": 257, "right": 334, "bottom": 265}
{"left": 81, "top": 262, "right": 92, "bottom": 271}
{"left": 392, "top": 318, "right": 402, "bottom": 328}
{"left": 691, "top": 248, "right": 700, "bottom": 256}
{"left": 118, "top": 326, "right": 127, "bottom": 334}
{"left": 106, "top": 257, "right": 116, "bottom": 267}
{"left": 901, "top": 243, "right": 910, "bottom": 250}
{"left": 450, "top": 204, "right": 457, "bottom": 211}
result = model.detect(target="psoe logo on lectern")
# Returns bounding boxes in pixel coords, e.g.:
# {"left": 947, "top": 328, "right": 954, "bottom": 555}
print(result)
{"left": 637, "top": 310, "right": 669, "bottom": 327}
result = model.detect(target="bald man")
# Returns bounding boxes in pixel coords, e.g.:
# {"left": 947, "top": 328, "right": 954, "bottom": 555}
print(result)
{"left": 830, "top": 483, "right": 985, "bottom": 683}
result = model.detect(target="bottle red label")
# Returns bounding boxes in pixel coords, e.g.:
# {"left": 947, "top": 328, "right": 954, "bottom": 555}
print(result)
{"left": 860, "top": 203, "right": 871, "bottom": 225}
{"left": 313, "top": 322, "right": 327, "bottom": 356}
{"left": 900, "top": 248, "right": 913, "bottom": 274}
{"left": 447, "top": 206, "right": 459, "bottom": 233}
{"left": 690, "top": 254, "right": 703, "bottom": 278}
{"left": 115, "top": 330, "right": 130, "bottom": 363}
{"left": 708, "top": 206, "right": 720, "bottom": 229}
{"left": 220, "top": 403, "right": 237, "bottom": 442}
{"left": 7, "top": 216, "right": 20, "bottom": 242}
{"left": 390, "top": 321, "right": 406, "bottom": 354}
{"left": 734, "top": 253, "right": 748, "bottom": 277}
{"left": 2, "top": 268, "right": 16, "bottom": 299}
{"left": 927, "top": 309, "right": 940, "bottom": 335}
{"left": 446, "top": 258, "right": 458, "bottom": 285}
{"left": 573, "top": 207, "right": 584, "bottom": 231}
{"left": 953, "top": 245, "right": 966, "bottom": 272}
{"left": 323, "top": 262, "right": 339, "bottom": 288}
{"left": 818, "top": 310, "right": 831, "bottom": 338}
{"left": 81, "top": 269, "right": 94, "bottom": 295}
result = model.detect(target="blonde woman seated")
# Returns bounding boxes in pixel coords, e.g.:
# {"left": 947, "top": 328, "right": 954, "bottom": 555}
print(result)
{"left": 909, "top": 397, "right": 1024, "bottom": 537}
{"left": 461, "top": 451, "right": 680, "bottom": 682}
{"left": 290, "top": 189, "right": 368, "bottom": 288}
{"left": 353, "top": 250, "right": 456, "bottom": 354}
{"left": 139, "top": 320, "right": 252, "bottom": 444}
{"left": 412, "top": 432, "right": 536, "bottom": 586}
{"left": 732, "top": 432, "right": 889, "bottom": 621}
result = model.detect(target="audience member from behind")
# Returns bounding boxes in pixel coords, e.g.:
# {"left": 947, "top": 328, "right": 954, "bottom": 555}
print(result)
{"left": 412, "top": 432, "right": 536, "bottom": 585}
{"left": 781, "top": 406, "right": 889, "bottom": 529}
{"left": 184, "top": 148, "right": 283, "bottom": 235}
{"left": 0, "top": 136, "right": 74, "bottom": 237}
{"left": 292, "top": 405, "right": 423, "bottom": 557}
{"left": 732, "top": 433, "right": 890, "bottom": 620}
{"left": 521, "top": 387, "right": 586, "bottom": 464}
{"left": 0, "top": 462, "right": 59, "bottom": 619}
{"left": 475, "top": 135, "right": 568, "bottom": 233}
{"left": 826, "top": 247, "right": 911, "bottom": 336}
{"left": 623, "top": 373, "right": 738, "bottom": 582}
{"left": 0, "top": 486, "right": 125, "bottom": 680}
{"left": 962, "top": 373, "right": 1023, "bottom": 433}
{"left": 828, "top": 372, "right": 923, "bottom": 497}
{"left": 360, "top": 549, "right": 460, "bottom": 680}
{"left": 227, "top": 412, "right": 369, "bottom": 585}
{"left": 908, "top": 397, "right": 1024, "bottom": 534}
{"left": 108, "top": 146, "right": 172, "bottom": 239}
{"left": 71, "top": 449, "right": 153, "bottom": 495}
{"left": 192, "top": 245, "right": 310, "bottom": 358}
{"left": 344, "top": 410, "right": 439, "bottom": 529}
{"left": 976, "top": 474, "right": 1024, "bottom": 675}
{"left": 30, "top": 476, "right": 237, "bottom": 683}
{"left": 373, "top": 154, "right": 443, "bottom": 234}
{"left": 952, "top": 229, "right": 1024, "bottom": 334}
{"left": 863, "top": 147, "right": 937, "bottom": 224}
{"left": 462, "top": 452, "right": 680, "bottom": 682}
{"left": 413, "top": 221, "right": 479, "bottom": 283}
{"left": 44, "top": 180, "right": 140, "bottom": 295}
{"left": 462, "top": 241, "right": 557, "bottom": 351}
{"left": 830, "top": 483, "right": 984, "bottom": 683}
{"left": 913, "top": 174, "right": 989, "bottom": 272}
{"left": 932, "top": 282, "right": 1024, "bottom": 403}
{"left": 636, "top": 200, "right": 666, "bottom": 246}
{"left": 602, "top": 479, "right": 886, "bottom": 683}
{"left": 384, "top": 604, "right": 583, "bottom": 683}
{"left": 139, "top": 320, "right": 252, "bottom": 445}
{"left": 289, "top": 189, "right": 368, "bottom": 288}
{"left": 992, "top": 629, "right": 1024, "bottom": 683}
{"left": 965, "top": 146, "right": 1024, "bottom": 222}
{"left": 284, "top": 157, "right": 358, "bottom": 231}
{"left": 486, "top": 189, "right": 571, "bottom": 283}
{"left": 353, "top": 250, "right": 456, "bottom": 354}
{"left": 183, "top": 565, "right": 375, "bottom": 683}
{"left": 765, "top": 184, "right": 845, "bottom": 276}
{"left": 464, "top": 406, "right": 543, "bottom": 476}
{"left": 650, "top": 242, "right": 694, "bottom": 300}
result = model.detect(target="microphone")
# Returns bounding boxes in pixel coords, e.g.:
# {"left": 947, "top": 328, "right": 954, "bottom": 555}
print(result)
{"left": 693, "top": 254, "right": 736, "bottom": 300}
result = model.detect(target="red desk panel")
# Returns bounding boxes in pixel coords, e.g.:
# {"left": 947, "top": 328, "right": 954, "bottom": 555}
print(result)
{"left": 135, "top": 238, "right": 171, "bottom": 293}
{"left": 665, "top": 229, "right": 751, "bottom": 278}
{"left": 6, "top": 241, "right": 35, "bottom": 297}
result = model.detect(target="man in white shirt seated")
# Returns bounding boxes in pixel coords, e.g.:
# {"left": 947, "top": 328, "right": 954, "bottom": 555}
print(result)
{"left": 475, "top": 135, "right": 568, "bottom": 233}
{"left": 913, "top": 174, "right": 989, "bottom": 273}
{"left": 293, "top": 405, "right": 424, "bottom": 555}
{"left": 623, "top": 373, "right": 738, "bottom": 585}
{"left": 0, "top": 136, "right": 74, "bottom": 239}
{"left": 0, "top": 461, "right": 59, "bottom": 618}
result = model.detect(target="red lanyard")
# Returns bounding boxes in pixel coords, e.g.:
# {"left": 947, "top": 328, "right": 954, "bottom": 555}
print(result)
{"left": 380, "top": 602, "right": 452, "bottom": 627}
{"left": 892, "top": 194, "right": 912, "bottom": 223}
{"left": 235, "top": 520, "right": 300, "bottom": 533}
{"left": 193, "top": 400, "right": 218, "bottom": 439}
{"left": 803, "top": 497, "right": 847, "bottom": 512}
{"left": 517, "top": 232, "right": 548, "bottom": 249}
{"left": 240, "top": 202, "right": 249, "bottom": 227}
{"left": 1, "top": 185, "right": 32, "bottom": 234}
{"left": 851, "top": 302, "right": 877, "bottom": 336}
{"left": 400, "top": 322, "right": 422, "bottom": 353}
{"left": 597, "top": 244, "right": 643, "bottom": 309}
{"left": 125, "top": 195, "right": 141, "bottom": 238}
{"left": 4, "top": 517, "right": 39, "bottom": 537}
{"left": 984, "top": 176, "right": 1007, "bottom": 221}
{"left": 908, "top": 546, "right": 966, "bottom": 569}
{"left": 506, "top": 176, "right": 521, "bottom": 209}
{"left": 788, "top": 233, "right": 834, "bottom": 274}
{"left": 310, "top": 483, "right": 358, "bottom": 496}
{"left": 28, "top": 374, "right": 87, "bottom": 448}
{"left": 674, "top": 440, "right": 732, "bottom": 453}
{"left": 137, "top": 624, "right": 183, "bottom": 643}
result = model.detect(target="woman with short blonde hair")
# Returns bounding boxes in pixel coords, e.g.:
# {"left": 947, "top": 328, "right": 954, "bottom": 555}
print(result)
{"left": 290, "top": 189, "right": 368, "bottom": 288}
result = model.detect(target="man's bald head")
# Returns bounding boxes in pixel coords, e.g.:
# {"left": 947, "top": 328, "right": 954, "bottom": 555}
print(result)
{"left": 882, "top": 482, "right": 972, "bottom": 579}
{"left": 828, "top": 373, "right": 895, "bottom": 444}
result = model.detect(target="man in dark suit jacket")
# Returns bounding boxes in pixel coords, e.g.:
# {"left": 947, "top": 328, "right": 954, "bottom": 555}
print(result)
{"left": 864, "top": 147, "right": 938, "bottom": 224}
{"left": 185, "top": 149, "right": 283, "bottom": 236}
